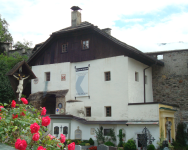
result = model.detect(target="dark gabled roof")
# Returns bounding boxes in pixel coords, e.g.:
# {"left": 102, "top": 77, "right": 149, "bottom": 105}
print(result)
{"left": 6, "top": 60, "right": 36, "bottom": 79}
{"left": 27, "top": 21, "right": 164, "bottom": 66}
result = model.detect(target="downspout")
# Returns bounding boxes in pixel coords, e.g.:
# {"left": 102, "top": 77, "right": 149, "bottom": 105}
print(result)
{"left": 144, "top": 61, "right": 157, "bottom": 103}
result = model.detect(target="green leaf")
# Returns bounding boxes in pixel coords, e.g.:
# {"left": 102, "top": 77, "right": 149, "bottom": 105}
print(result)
{"left": 3, "top": 103, "right": 8, "bottom": 106}
{"left": 32, "top": 145, "right": 38, "bottom": 150}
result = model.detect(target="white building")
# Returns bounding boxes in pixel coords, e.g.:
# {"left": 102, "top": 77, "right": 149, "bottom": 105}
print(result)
{"left": 27, "top": 6, "right": 177, "bottom": 149}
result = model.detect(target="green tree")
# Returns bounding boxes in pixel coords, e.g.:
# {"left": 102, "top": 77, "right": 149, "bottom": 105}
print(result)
{"left": 176, "top": 122, "right": 187, "bottom": 147}
{"left": 0, "top": 52, "right": 28, "bottom": 103}
{"left": 0, "top": 15, "right": 13, "bottom": 43}
{"left": 13, "top": 40, "right": 32, "bottom": 50}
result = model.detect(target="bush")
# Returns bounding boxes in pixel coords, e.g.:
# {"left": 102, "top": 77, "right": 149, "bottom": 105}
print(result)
{"left": 0, "top": 99, "right": 75, "bottom": 150}
{"left": 85, "top": 143, "right": 90, "bottom": 146}
{"left": 176, "top": 122, "right": 188, "bottom": 147}
{"left": 80, "top": 142, "right": 86, "bottom": 146}
{"left": 118, "top": 129, "right": 123, "bottom": 147}
{"left": 124, "top": 139, "right": 136, "bottom": 150}
{"left": 147, "top": 144, "right": 155, "bottom": 150}
{"left": 104, "top": 141, "right": 115, "bottom": 146}
{"left": 89, "top": 138, "right": 94, "bottom": 145}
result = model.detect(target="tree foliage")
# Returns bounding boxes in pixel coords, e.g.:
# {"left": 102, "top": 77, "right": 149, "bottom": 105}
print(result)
{"left": 0, "top": 52, "right": 28, "bottom": 103}
{"left": 0, "top": 15, "right": 13, "bottom": 43}
{"left": 13, "top": 40, "right": 32, "bottom": 50}
{"left": 176, "top": 122, "right": 188, "bottom": 147}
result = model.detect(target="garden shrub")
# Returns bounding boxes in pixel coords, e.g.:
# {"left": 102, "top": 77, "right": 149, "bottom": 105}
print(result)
{"left": 176, "top": 122, "right": 188, "bottom": 147}
{"left": 118, "top": 129, "right": 123, "bottom": 147}
{"left": 124, "top": 139, "right": 136, "bottom": 150}
{"left": 147, "top": 144, "right": 155, "bottom": 150}
{"left": 89, "top": 138, "right": 94, "bottom": 145}
{"left": 85, "top": 143, "right": 90, "bottom": 146}
{"left": 0, "top": 98, "right": 75, "bottom": 150}
{"left": 104, "top": 141, "right": 115, "bottom": 146}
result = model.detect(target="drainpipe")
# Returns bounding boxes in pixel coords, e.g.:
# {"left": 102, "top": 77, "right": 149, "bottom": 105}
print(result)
{"left": 143, "top": 61, "right": 157, "bottom": 103}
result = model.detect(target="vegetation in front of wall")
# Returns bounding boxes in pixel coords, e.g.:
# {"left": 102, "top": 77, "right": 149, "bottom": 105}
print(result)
{"left": 124, "top": 138, "right": 136, "bottom": 150}
{"left": 157, "top": 128, "right": 165, "bottom": 149}
{"left": 88, "top": 138, "right": 94, "bottom": 145}
{"left": 147, "top": 144, "right": 155, "bottom": 150}
{"left": 104, "top": 141, "right": 115, "bottom": 146}
{"left": 95, "top": 126, "right": 105, "bottom": 144}
{"left": 105, "top": 128, "right": 116, "bottom": 143}
{"left": 176, "top": 122, "right": 188, "bottom": 147}
{"left": 117, "top": 129, "right": 123, "bottom": 147}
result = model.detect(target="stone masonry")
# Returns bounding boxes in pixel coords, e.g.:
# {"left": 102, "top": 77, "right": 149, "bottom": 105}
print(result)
{"left": 147, "top": 50, "right": 188, "bottom": 126}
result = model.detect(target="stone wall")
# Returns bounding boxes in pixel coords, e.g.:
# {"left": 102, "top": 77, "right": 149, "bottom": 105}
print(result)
{"left": 150, "top": 50, "right": 188, "bottom": 123}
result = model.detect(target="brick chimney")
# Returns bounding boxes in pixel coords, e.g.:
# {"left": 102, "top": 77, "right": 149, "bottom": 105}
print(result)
{"left": 71, "top": 6, "right": 82, "bottom": 27}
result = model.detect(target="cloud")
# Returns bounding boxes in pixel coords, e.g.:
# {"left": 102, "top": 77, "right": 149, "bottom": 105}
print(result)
{"left": 1, "top": 0, "right": 188, "bottom": 52}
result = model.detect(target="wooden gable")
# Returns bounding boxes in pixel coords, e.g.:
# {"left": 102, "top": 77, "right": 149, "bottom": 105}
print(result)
{"left": 28, "top": 22, "right": 164, "bottom": 66}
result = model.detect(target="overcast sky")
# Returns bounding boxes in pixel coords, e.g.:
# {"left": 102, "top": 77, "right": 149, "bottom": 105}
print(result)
{"left": 1, "top": 0, "right": 188, "bottom": 52}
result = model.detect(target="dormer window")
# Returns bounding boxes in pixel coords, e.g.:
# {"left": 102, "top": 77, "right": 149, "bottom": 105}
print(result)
{"left": 82, "top": 40, "right": 89, "bottom": 50}
{"left": 62, "top": 43, "right": 68, "bottom": 53}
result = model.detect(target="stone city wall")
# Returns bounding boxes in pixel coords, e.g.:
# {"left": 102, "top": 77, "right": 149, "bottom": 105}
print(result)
{"left": 150, "top": 50, "right": 188, "bottom": 124}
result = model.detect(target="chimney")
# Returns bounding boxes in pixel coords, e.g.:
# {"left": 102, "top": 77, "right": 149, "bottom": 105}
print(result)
{"left": 102, "top": 28, "right": 112, "bottom": 35}
{"left": 71, "top": 6, "right": 82, "bottom": 27}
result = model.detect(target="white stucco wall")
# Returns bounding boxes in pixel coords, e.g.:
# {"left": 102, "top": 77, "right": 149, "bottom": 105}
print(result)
{"left": 31, "top": 55, "right": 155, "bottom": 121}
{"left": 128, "top": 58, "right": 153, "bottom": 103}
{"left": 32, "top": 62, "right": 71, "bottom": 94}
{"left": 127, "top": 104, "right": 159, "bottom": 121}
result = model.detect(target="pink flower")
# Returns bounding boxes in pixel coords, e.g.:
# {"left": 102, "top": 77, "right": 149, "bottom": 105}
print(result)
{"left": 42, "top": 116, "right": 51, "bottom": 126}
{"left": 0, "top": 116, "right": 1, "bottom": 120}
{"left": 15, "top": 139, "right": 27, "bottom": 150}
{"left": 32, "top": 133, "right": 40, "bottom": 141}
{"left": 37, "top": 146, "right": 46, "bottom": 150}
{"left": 11, "top": 100, "right": 16, "bottom": 108}
{"left": 57, "top": 143, "right": 61, "bottom": 147}
{"left": 30, "top": 123, "right": 40, "bottom": 134}
{"left": 12, "top": 114, "right": 18, "bottom": 119}
{"left": 0, "top": 106, "right": 4, "bottom": 111}
{"left": 41, "top": 107, "right": 46, "bottom": 115}
{"left": 48, "top": 134, "right": 55, "bottom": 140}
{"left": 68, "top": 142, "right": 75, "bottom": 150}
{"left": 60, "top": 134, "right": 66, "bottom": 143}
{"left": 21, "top": 98, "right": 28, "bottom": 104}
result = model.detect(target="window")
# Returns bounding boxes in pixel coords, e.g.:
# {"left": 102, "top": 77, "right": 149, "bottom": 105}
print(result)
{"left": 135, "top": 72, "right": 139, "bottom": 81}
{"left": 137, "top": 134, "right": 144, "bottom": 148}
{"left": 104, "top": 129, "right": 111, "bottom": 136}
{"left": 82, "top": 40, "right": 89, "bottom": 49}
{"left": 106, "top": 107, "right": 111, "bottom": 117}
{"left": 145, "top": 75, "right": 147, "bottom": 84}
{"left": 45, "top": 72, "right": 50, "bottom": 81}
{"left": 62, "top": 43, "right": 68, "bottom": 52}
{"left": 86, "top": 107, "right": 91, "bottom": 117}
{"left": 105, "top": 72, "right": 111, "bottom": 81}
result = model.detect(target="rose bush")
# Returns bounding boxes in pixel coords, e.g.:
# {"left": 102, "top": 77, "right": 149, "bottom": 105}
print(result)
{"left": 0, "top": 99, "right": 75, "bottom": 150}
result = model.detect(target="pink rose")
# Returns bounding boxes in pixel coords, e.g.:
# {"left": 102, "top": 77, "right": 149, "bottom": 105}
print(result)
{"left": 0, "top": 106, "right": 4, "bottom": 111}
{"left": 21, "top": 98, "right": 28, "bottom": 104}
{"left": 68, "top": 142, "right": 75, "bottom": 150}
{"left": 42, "top": 116, "right": 51, "bottom": 126}
{"left": 0, "top": 116, "right": 1, "bottom": 120}
{"left": 32, "top": 133, "right": 40, "bottom": 141}
{"left": 37, "top": 146, "right": 46, "bottom": 150}
{"left": 15, "top": 139, "right": 27, "bottom": 150}
{"left": 57, "top": 143, "right": 61, "bottom": 147}
{"left": 30, "top": 123, "right": 40, "bottom": 134}
{"left": 11, "top": 100, "right": 16, "bottom": 108}
{"left": 48, "top": 134, "right": 55, "bottom": 140}
{"left": 41, "top": 107, "right": 46, "bottom": 115}
{"left": 60, "top": 134, "right": 66, "bottom": 143}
